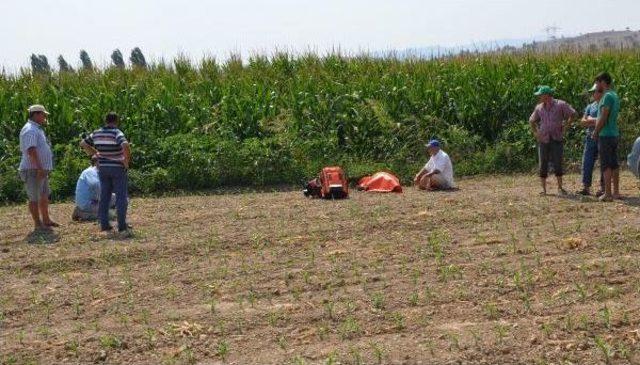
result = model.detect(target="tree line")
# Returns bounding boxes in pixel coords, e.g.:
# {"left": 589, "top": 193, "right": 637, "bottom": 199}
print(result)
{"left": 30, "top": 47, "right": 148, "bottom": 74}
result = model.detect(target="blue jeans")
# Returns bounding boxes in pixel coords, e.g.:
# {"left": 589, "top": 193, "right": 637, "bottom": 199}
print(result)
{"left": 582, "top": 136, "right": 603, "bottom": 189}
{"left": 98, "top": 166, "right": 129, "bottom": 231}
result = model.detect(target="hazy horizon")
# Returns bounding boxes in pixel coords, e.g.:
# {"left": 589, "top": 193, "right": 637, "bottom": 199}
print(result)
{"left": 2, "top": 0, "right": 640, "bottom": 72}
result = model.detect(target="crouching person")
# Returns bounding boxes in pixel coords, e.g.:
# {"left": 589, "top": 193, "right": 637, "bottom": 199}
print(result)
{"left": 414, "top": 139, "right": 455, "bottom": 191}
{"left": 72, "top": 156, "right": 115, "bottom": 221}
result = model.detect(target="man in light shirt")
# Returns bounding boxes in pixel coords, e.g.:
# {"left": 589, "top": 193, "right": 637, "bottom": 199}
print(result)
{"left": 414, "top": 139, "right": 455, "bottom": 191}
{"left": 18, "top": 104, "right": 58, "bottom": 230}
{"left": 72, "top": 156, "right": 115, "bottom": 221}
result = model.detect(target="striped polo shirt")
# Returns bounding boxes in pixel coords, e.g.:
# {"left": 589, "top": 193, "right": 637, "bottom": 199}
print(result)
{"left": 19, "top": 120, "right": 54, "bottom": 171}
{"left": 83, "top": 125, "right": 129, "bottom": 168}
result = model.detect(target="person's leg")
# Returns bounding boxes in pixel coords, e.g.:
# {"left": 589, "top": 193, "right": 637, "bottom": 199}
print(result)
{"left": 74, "top": 207, "right": 98, "bottom": 221}
{"left": 599, "top": 137, "right": 616, "bottom": 201}
{"left": 538, "top": 143, "right": 550, "bottom": 194}
{"left": 72, "top": 206, "right": 81, "bottom": 221}
{"left": 417, "top": 175, "right": 430, "bottom": 190}
{"left": 39, "top": 176, "right": 57, "bottom": 226}
{"left": 98, "top": 168, "right": 114, "bottom": 230}
{"left": 22, "top": 171, "right": 42, "bottom": 228}
{"left": 29, "top": 202, "right": 41, "bottom": 228}
{"left": 112, "top": 168, "right": 129, "bottom": 231}
{"left": 429, "top": 174, "right": 449, "bottom": 190}
{"left": 84, "top": 201, "right": 100, "bottom": 221}
{"left": 39, "top": 195, "right": 51, "bottom": 224}
{"left": 552, "top": 141, "right": 565, "bottom": 193}
{"left": 611, "top": 138, "right": 620, "bottom": 199}
{"left": 613, "top": 168, "right": 620, "bottom": 198}
{"left": 603, "top": 168, "right": 613, "bottom": 198}
{"left": 580, "top": 138, "right": 597, "bottom": 193}
{"left": 595, "top": 142, "right": 604, "bottom": 195}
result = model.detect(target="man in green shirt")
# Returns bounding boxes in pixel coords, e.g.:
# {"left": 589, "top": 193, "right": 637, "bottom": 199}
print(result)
{"left": 592, "top": 72, "right": 621, "bottom": 202}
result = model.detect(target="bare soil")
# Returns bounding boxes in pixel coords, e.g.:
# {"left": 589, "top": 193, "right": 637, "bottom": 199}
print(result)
{"left": 2, "top": 173, "right": 640, "bottom": 364}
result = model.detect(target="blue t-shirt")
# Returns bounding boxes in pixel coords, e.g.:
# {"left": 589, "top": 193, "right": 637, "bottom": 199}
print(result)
{"left": 75, "top": 166, "right": 100, "bottom": 210}
{"left": 583, "top": 101, "right": 599, "bottom": 133}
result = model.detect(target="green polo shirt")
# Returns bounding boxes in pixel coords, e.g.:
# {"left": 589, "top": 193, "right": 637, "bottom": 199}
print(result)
{"left": 598, "top": 90, "right": 620, "bottom": 137}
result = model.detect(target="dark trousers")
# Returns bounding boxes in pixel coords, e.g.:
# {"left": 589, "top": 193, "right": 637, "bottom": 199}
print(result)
{"left": 98, "top": 166, "right": 128, "bottom": 231}
{"left": 538, "top": 140, "right": 563, "bottom": 178}
{"left": 582, "top": 136, "right": 604, "bottom": 190}
{"left": 599, "top": 136, "right": 620, "bottom": 170}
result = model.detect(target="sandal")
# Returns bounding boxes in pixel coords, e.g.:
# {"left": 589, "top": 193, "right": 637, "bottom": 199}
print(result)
{"left": 599, "top": 195, "right": 613, "bottom": 202}
{"left": 575, "top": 188, "right": 590, "bottom": 196}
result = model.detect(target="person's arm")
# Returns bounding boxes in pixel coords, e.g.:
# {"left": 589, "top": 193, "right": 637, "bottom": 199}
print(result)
{"left": 593, "top": 107, "right": 609, "bottom": 139}
{"left": 426, "top": 169, "right": 440, "bottom": 177}
{"left": 564, "top": 114, "right": 574, "bottom": 132}
{"left": 584, "top": 116, "right": 597, "bottom": 127}
{"left": 27, "top": 147, "right": 46, "bottom": 179}
{"left": 529, "top": 109, "right": 540, "bottom": 141}
{"left": 80, "top": 137, "right": 98, "bottom": 157}
{"left": 581, "top": 105, "right": 597, "bottom": 127}
{"left": 580, "top": 115, "right": 593, "bottom": 127}
{"left": 562, "top": 104, "right": 576, "bottom": 132}
{"left": 122, "top": 142, "right": 131, "bottom": 169}
{"left": 414, "top": 167, "right": 427, "bottom": 183}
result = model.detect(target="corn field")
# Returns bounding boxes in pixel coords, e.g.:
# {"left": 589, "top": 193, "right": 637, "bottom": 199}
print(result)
{"left": 1, "top": 50, "right": 638, "bottom": 203}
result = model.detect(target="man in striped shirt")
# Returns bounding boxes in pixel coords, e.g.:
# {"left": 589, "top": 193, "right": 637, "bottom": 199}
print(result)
{"left": 80, "top": 112, "right": 132, "bottom": 233}
{"left": 19, "top": 104, "right": 59, "bottom": 230}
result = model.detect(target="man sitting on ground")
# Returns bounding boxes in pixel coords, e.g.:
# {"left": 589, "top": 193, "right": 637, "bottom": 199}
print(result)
{"left": 72, "top": 156, "right": 114, "bottom": 221}
{"left": 414, "top": 139, "right": 455, "bottom": 191}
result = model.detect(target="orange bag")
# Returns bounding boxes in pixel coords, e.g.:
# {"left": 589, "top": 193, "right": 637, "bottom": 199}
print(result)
{"left": 357, "top": 172, "right": 402, "bottom": 193}
{"left": 320, "top": 166, "right": 349, "bottom": 199}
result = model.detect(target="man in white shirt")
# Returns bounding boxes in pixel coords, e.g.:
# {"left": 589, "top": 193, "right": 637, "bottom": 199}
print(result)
{"left": 414, "top": 139, "right": 455, "bottom": 191}
{"left": 19, "top": 104, "right": 58, "bottom": 230}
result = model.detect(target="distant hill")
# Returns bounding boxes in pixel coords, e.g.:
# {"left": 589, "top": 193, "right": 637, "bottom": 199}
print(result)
{"left": 386, "top": 29, "right": 640, "bottom": 59}
{"left": 521, "top": 30, "right": 640, "bottom": 52}
{"left": 379, "top": 38, "right": 540, "bottom": 59}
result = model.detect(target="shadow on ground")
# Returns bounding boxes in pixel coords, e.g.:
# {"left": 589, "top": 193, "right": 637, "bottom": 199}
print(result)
{"left": 622, "top": 196, "right": 640, "bottom": 207}
{"left": 24, "top": 229, "right": 60, "bottom": 244}
{"left": 556, "top": 193, "right": 600, "bottom": 203}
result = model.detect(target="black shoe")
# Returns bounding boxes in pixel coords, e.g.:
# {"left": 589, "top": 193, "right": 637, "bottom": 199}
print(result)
{"left": 576, "top": 188, "right": 590, "bottom": 196}
{"left": 118, "top": 224, "right": 133, "bottom": 233}
{"left": 101, "top": 226, "right": 113, "bottom": 232}
{"left": 595, "top": 190, "right": 605, "bottom": 198}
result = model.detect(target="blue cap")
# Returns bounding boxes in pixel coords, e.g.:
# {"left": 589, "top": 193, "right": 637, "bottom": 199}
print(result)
{"left": 425, "top": 139, "right": 440, "bottom": 148}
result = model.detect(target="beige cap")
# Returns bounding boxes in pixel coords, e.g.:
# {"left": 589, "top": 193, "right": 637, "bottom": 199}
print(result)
{"left": 28, "top": 104, "right": 50, "bottom": 115}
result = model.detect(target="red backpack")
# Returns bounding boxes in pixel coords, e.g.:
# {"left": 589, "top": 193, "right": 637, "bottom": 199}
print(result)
{"left": 303, "top": 166, "right": 349, "bottom": 199}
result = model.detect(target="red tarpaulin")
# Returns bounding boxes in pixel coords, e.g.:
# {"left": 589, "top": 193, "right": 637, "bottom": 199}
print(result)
{"left": 357, "top": 172, "right": 403, "bottom": 193}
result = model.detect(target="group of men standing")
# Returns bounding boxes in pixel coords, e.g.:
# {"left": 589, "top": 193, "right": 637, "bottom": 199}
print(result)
{"left": 18, "top": 108, "right": 132, "bottom": 234}
{"left": 528, "top": 72, "right": 621, "bottom": 201}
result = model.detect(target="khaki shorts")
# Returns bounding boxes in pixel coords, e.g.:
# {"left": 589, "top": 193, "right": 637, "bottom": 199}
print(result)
{"left": 430, "top": 174, "right": 452, "bottom": 189}
{"left": 19, "top": 170, "right": 50, "bottom": 202}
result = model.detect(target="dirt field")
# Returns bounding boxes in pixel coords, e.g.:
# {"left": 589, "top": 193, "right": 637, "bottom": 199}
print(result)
{"left": 2, "top": 173, "right": 640, "bottom": 364}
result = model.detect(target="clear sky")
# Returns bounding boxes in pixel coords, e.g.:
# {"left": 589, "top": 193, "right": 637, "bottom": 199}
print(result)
{"left": 2, "top": 0, "right": 640, "bottom": 71}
